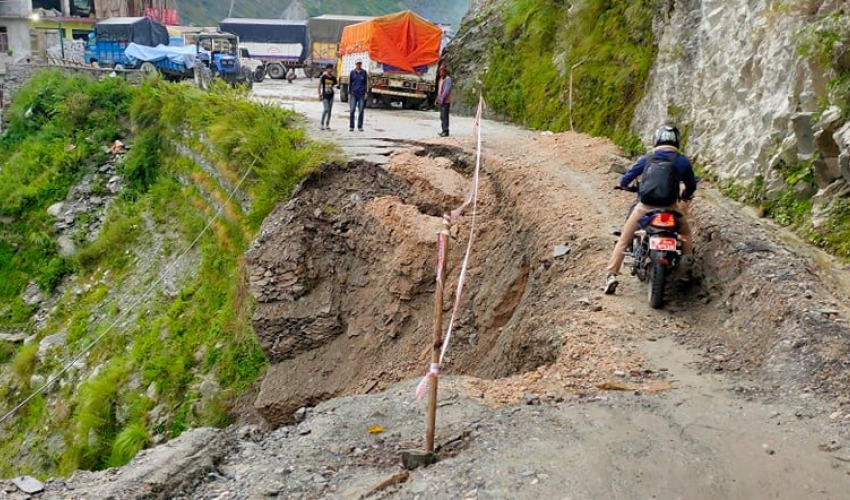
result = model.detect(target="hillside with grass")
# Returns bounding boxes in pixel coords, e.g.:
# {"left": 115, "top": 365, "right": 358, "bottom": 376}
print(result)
{"left": 179, "top": 0, "right": 470, "bottom": 27}
{"left": 0, "top": 71, "right": 329, "bottom": 477}
{"left": 446, "top": 0, "right": 850, "bottom": 261}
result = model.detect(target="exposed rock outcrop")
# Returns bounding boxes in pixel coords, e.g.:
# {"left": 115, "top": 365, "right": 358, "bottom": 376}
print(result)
{"left": 441, "top": 0, "right": 507, "bottom": 116}
{"left": 634, "top": 1, "right": 830, "bottom": 183}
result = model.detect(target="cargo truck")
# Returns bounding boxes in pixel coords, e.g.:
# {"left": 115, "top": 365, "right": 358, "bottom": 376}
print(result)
{"left": 338, "top": 11, "right": 442, "bottom": 109}
{"left": 304, "top": 15, "right": 371, "bottom": 78}
{"left": 85, "top": 17, "right": 170, "bottom": 69}
{"left": 219, "top": 18, "right": 308, "bottom": 80}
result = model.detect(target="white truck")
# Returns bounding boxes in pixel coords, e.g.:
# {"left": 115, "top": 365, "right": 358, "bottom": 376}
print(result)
{"left": 219, "top": 18, "right": 308, "bottom": 80}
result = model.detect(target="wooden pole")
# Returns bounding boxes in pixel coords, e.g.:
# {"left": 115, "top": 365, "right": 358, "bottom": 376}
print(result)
{"left": 569, "top": 58, "right": 587, "bottom": 132}
{"left": 425, "top": 217, "right": 451, "bottom": 454}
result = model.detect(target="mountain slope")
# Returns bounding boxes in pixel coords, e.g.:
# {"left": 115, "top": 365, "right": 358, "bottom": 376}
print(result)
{"left": 178, "top": 0, "right": 469, "bottom": 27}
{"left": 446, "top": 0, "right": 850, "bottom": 261}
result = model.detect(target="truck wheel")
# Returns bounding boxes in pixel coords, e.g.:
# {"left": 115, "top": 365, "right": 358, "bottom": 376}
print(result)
{"left": 340, "top": 84, "right": 349, "bottom": 103}
{"left": 253, "top": 66, "right": 266, "bottom": 83}
{"left": 139, "top": 62, "right": 157, "bottom": 74}
{"left": 114, "top": 64, "right": 125, "bottom": 71}
{"left": 268, "top": 63, "right": 285, "bottom": 79}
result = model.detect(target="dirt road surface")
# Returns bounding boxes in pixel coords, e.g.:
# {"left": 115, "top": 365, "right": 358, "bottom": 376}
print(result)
{"left": 10, "top": 75, "right": 850, "bottom": 500}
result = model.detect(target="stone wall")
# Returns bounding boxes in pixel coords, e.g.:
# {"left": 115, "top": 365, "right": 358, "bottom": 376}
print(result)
{"left": 46, "top": 38, "right": 87, "bottom": 63}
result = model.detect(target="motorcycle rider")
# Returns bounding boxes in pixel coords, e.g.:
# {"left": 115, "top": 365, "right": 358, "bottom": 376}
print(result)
{"left": 604, "top": 125, "right": 697, "bottom": 295}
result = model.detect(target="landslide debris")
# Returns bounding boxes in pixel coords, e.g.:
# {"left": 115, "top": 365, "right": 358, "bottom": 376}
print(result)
{"left": 246, "top": 143, "right": 649, "bottom": 426}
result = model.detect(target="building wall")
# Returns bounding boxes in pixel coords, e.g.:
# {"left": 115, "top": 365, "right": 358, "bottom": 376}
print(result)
{"left": 0, "top": 0, "right": 31, "bottom": 18}
{"left": 0, "top": 19, "right": 34, "bottom": 59}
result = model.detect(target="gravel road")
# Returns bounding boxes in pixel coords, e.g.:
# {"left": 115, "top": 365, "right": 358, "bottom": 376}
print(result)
{"left": 4, "top": 75, "right": 849, "bottom": 500}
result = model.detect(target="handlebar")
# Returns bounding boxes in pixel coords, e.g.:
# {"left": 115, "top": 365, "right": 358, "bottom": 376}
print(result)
{"left": 614, "top": 185, "right": 638, "bottom": 193}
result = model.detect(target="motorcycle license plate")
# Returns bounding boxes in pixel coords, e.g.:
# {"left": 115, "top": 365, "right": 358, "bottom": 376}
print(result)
{"left": 649, "top": 237, "right": 677, "bottom": 251}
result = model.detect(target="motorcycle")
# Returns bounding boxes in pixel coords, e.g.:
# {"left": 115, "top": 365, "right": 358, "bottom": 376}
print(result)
{"left": 615, "top": 184, "right": 684, "bottom": 309}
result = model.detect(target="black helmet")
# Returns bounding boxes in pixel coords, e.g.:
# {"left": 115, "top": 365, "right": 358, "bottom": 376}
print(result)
{"left": 654, "top": 125, "right": 681, "bottom": 149}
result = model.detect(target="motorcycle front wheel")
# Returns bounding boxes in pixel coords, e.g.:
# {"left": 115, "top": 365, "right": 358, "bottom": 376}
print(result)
{"left": 648, "top": 261, "right": 667, "bottom": 309}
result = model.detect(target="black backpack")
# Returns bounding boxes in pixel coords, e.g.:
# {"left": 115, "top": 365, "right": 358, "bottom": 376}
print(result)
{"left": 639, "top": 152, "right": 680, "bottom": 206}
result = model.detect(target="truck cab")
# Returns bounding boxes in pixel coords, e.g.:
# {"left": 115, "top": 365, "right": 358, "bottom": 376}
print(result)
{"left": 195, "top": 32, "right": 252, "bottom": 88}
{"left": 196, "top": 33, "right": 238, "bottom": 76}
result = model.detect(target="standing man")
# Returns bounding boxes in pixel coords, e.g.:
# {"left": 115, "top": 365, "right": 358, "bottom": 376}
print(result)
{"left": 318, "top": 64, "right": 337, "bottom": 130}
{"left": 436, "top": 65, "right": 452, "bottom": 137}
{"left": 349, "top": 60, "right": 368, "bottom": 132}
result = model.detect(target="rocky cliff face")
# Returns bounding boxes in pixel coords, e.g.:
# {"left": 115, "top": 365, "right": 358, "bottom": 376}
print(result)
{"left": 449, "top": 0, "right": 850, "bottom": 254}
{"left": 635, "top": 1, "right": 826, "bottom": 182}
{"left": 634, "top": 0, "right": 850, "bottom": 232}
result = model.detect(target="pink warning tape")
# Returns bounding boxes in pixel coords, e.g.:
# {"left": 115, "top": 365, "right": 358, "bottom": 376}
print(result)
{"left": 416, "top": 363, "right": 439, "bottom": 400}
{"left": 439, "top": 97, "right": 485, "bottom": 365}
{"left": 416, "top": 96, "right": 486, "bottom": 399}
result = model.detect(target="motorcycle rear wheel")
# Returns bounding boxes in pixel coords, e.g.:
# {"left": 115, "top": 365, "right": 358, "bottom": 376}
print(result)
{"left": 648, "top": 261, "right": 667, "bottom": 309}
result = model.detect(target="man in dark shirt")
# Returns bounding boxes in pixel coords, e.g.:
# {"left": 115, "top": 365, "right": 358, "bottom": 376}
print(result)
{"left": 349, "top": 60, "right": 368, "bottom": 132}
{"left": 318, "top": 64, "right": 337, "bottom": 130}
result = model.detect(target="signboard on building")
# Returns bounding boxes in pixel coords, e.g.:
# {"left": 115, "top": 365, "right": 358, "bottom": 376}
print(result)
{"left": 144, "top": 7, "right": 178, "bottom": 25}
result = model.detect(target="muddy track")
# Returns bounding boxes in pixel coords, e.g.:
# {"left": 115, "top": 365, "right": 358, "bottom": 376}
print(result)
{"left": 244, "top": 124, "right": 850, "bottom": 431}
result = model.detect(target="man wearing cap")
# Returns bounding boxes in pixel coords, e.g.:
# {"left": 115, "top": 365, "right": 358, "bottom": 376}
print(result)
{"left": 349, "top": 60, "right": 368, "bottom": 132}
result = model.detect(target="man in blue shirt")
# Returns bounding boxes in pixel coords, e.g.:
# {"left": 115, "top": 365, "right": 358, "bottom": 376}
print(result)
{"left": 349, "top": 60, "right": 368, "bottom": 132}
{"left": 604, "top": 125, "right": 697, "bottom": 294}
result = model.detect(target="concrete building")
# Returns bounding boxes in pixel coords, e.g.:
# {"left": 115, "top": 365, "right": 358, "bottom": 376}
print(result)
{"left": 0, "top": 0, "right": 177, "bottom": 66}
{"left": 0, "top": 1, "right": 36, "bottom": 60}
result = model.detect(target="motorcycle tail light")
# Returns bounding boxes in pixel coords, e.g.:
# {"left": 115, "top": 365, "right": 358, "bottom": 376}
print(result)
{"left": 650, "top": 213, "right": 676, "bottom": 228}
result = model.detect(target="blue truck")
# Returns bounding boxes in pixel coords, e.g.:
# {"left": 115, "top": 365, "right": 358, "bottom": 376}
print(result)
{"left": 85, "top": 18, "right": 252, "bottom": 88}
{"left": 85, "top": 17, "right": 171, "bottom": 70}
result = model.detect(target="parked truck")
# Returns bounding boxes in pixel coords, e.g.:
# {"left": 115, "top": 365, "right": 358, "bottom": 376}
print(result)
{"left": 85, "top": 16, "right": 171, "bottom": 69}
{"left": 219, "top": 18, "right": 308, "bottom": 80}
{"left": 304, "top": 15, "right": 371, "bottom": 78}
{"left": 119, "top": 31, "right": 253, "bottom": 89}
{"left": 338, "top": 11, "right": 442, "bottom": 109}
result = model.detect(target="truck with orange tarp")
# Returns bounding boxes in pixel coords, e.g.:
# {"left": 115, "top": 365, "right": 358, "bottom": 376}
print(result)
{"left": 338, "top": 10, "right": 442, "bottom": 109}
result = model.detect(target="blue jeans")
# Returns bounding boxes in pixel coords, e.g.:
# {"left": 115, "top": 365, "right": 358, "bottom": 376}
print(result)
{"left": 349, "top": 93, "right": 365, "bottom": 130}
{"left": 321, "top": 97, "right": 334, "bottom": 127}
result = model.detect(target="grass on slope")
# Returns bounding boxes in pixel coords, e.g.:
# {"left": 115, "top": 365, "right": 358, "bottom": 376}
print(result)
{"left": 0, "top": 71, "right": 133, "bottom": 327}
{"left": 483, "top": 0, "right": 657, "bottom": 155}
{"left": 0, "top": 71, "right": 328, "bottom": 477}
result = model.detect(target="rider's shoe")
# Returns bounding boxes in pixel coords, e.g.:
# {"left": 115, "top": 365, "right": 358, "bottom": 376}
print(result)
{"left": 603, "top": 275, "right": 619, "bottom": 295}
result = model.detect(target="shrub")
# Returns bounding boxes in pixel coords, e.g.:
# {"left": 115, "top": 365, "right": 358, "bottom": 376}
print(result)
{"left": 484, "top": 0, "right": 657, "bottom": 155}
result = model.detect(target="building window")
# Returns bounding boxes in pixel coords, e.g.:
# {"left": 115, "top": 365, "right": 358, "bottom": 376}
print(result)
{"left": 0, "top": 27, "right": 9, "bottom": 54}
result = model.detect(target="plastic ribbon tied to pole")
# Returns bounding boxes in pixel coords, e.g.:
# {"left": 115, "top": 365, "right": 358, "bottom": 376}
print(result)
{"left": 416, "top": 96, "right": 485, "bottom": 399}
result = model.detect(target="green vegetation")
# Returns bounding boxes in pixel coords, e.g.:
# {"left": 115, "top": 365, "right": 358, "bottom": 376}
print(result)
{"left": 483, "top": 0, "right": 657, "bottom": 155}
{"left": 0, "top": 72, "right": 131, "bottom": 327}
{"left": 797, "top": 13, "right": 850, "bottom": 116}
{"left": 0, "top": 71, "right": 328, "bottom": 477}
{"left": 718, "top": 162, "right": 850, "bottom": 260}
